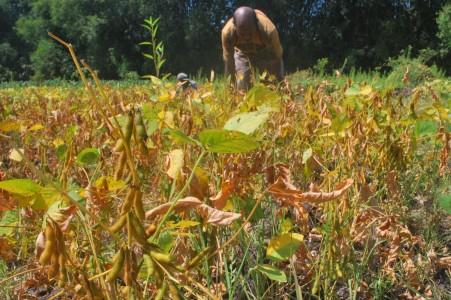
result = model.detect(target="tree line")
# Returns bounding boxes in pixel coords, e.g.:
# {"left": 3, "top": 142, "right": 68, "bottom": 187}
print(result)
{"left": 0, "top": 0, "right": 449, "bottom": 81}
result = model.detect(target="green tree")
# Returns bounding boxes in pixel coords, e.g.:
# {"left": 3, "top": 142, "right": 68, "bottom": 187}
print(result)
{"left": 437, "top": 3, "right": 451, "bottom": 53}
{"left": 0, "top": 0, "right": 30, "bottom": 80}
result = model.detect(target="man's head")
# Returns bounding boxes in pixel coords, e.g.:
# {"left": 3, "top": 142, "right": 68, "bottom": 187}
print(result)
{"left": 233, "top": 6, "right": 258, "bottom": 43}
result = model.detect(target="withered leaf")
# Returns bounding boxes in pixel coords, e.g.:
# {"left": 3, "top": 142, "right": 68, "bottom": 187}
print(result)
{"left": 145, "top": 197, "right": 241, "bottom": 226}
{"left": 166, "top": 149, "right": 184, "bottom": 180}
{"left": 145, "top": 197, "right": 202, "bottom": 219}
{"left": 0, "top": 237, "right": 15, "bottom": 261}
{"left": 268, "top": 177, "right": 354, "bottom": 204}
{"left": 210, "top": 179, "right": 236, "bottom": 210}
{"left": 196, "top": 204, "right": 241, "bottom": 226}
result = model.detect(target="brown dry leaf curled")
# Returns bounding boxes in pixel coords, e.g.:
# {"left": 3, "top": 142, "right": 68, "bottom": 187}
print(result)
{"left": 196, "top": 204, "right": 241, "bottom": 226}
{"left": 268, "top": 177, "right": 354, "bottom": 204}
{"left": 145, "top": 196, "right": 241, "bottom": 226}
{"left": 0, "top": 237, "right": 15, "bottom": 261}
{"left": 210, "top": 179, "right": 236, "bottom": 210}
{"left": 145, "top": 197, "right": 202, "bottom": 219}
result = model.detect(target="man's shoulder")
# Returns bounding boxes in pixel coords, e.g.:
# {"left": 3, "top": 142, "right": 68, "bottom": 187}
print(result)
{"left": 255, "top": 10, "right": 276, "bottom": 33}
{"left": 221, "top": 18, "right": 235, "bottom": 38}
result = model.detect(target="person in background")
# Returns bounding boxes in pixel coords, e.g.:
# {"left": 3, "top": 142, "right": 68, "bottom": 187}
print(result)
{"left": 221, "top": 6, "right": 284, "bottom": 91}
{"left": 176, "top": 72, "right": 197, "bottom": 90}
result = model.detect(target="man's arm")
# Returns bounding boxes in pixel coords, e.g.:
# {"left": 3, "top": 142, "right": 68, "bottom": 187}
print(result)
{"left": 221, "top": 21, "right": 236, "bottom": 83}
{"left": 269, "top": 29, "right": 283, "bottom": 60}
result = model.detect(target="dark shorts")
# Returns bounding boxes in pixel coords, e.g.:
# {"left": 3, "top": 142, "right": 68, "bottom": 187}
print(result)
{"left": 234, "top": 48, "right": 284, "bottom": 91}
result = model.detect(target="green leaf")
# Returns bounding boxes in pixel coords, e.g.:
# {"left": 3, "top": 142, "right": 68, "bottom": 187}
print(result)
{"left": 255, "top": 264, "right": 287, "bottom": 282}
{"left": 266, "top": 233, "right": 304, "bottom": 262}
{"left": 224, "top": 111, "right": 269, "bottom": 135}
{"left": 76, "top": 148, "right": 100, "bottom": 166}
{"left": 437, "top": 194, "right": 451, "bottom": 214}
{"left": 0, "top": 210, "right": 18, "bottom": 236}
{"left": 167, "top": 129, "right": 198, "bottom": 145}
{"left": 199, "top": 129, "right": 260, "bottom": 153}
{"left": 0, "top": 179, "right": 41, "bottom": 197}
{"left": 414, "top": 120, "right": 438, "bottom": 137}
{"left": 157, "top": 59, "right": 166, "bottom": 69}
{"left": 280, "top": 217, "right": 294, "bottom": 234}
{"left": 344, "top": 85, "right": 360, "bottom": 96}
{"left": 56, "top": 144, "right": 68, "bottom": 161}
{"left": 0, "top": 179, "right": 60, "bottom": 210}
{"left": 331, "top": 115, "right": 352, "bottom": 133}
{"left": 243, "top": 84, "right": 280, "bottom": 112}
{"left": 34, "top": 186, "right": 61, "bottom": 211}
{"left": 158, "top": 231, "right": 173, "bottom": 253}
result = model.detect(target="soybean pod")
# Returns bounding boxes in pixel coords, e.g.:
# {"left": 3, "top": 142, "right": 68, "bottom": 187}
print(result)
{"left": 106, "top": 248, "right": 125, "bottom": 283}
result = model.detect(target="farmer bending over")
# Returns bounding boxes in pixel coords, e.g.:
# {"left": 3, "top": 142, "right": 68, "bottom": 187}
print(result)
{"left": 221, "top": 6, "right": 284, "bottom": 91}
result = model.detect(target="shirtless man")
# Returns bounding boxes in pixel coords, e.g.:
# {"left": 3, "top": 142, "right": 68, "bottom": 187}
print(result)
{"left": 221, "top": 6, "right": 284, "bottom": 91}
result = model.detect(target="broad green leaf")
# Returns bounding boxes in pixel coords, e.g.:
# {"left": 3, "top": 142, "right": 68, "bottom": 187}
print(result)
{"left": 68, "top": 188, "right": 84, "bottom": 203}
{"left": 0, "top": 179, "right": 41, "bottom": 197}
{"left": 266, "top": 233, "right": 304, "bottom": 262}
{"left": 414, "top": 120, "right": 437, "bottom": 137}
{"left": 343, "top": 97, "right": 363, "bottom": 111}
{"left": 166, "top": 149, "right": 184, "bottom": 179}
{"left": 0, "top": 210, "right": 18, "bottom": 236}
{"left": 34, "top": 186, "right": 61, "bottom": 211}
{"left": 344, "top": 85, "right": 360, "bottom": 96}
{"left": 255, "top": 264, "right": 287, "bottom": 282}
{"left": 0, "top": 179, "right": 59, "bottom": 210}
{"left": 331, "top": 115, "right": 352, "bottom": 133}
{"left": 158, "top": 231, "right": 173, "bottom": 253}
{"left": 280, "top": 217, "right": 294, "bottom": 234}
{"left": 76, "top": 148, "right": 100, "bottom": 166}
{"left": 437, "top": 194, "right": 451, "bottom": 214}
{"left": 110, "top": 114, "right": 128, "bottom": 130}
{"left": 56, "top": 144, "right": 68, "bottom": 161}
{"left": 167, "top": 129, "right": 198, "bottom": 145}
{"left": 243, "top": 84, "right": 280, "bottom": 112}
{"left": 302, "top": 148, "right": 313, "bottom": 164}
{"left": 146, "top": 119, "right": 159, "bottom": 135}
{"left": 224, "top": 111, "right": 269, "bottom": 135}
{"left": 199, "top": 129, "right": 260, "bottom": 153}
